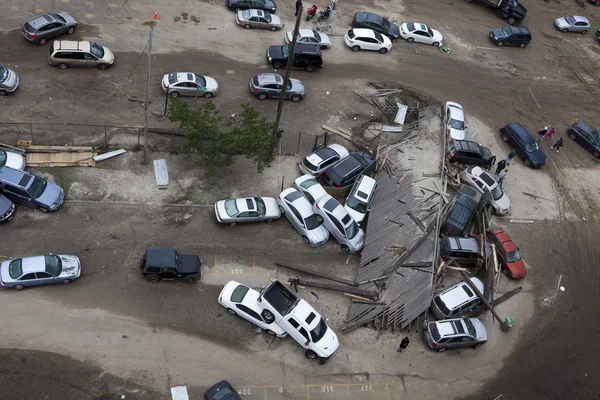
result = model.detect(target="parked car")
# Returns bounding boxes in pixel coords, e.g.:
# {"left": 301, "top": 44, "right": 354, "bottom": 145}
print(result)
{"left": 554, "top": 16, "right": 590, "bottom": 33}
{"left": 441, "top": 185, "right": 481, "bottom": 236}
{"left": 344, "top": 28, "right": 392, "bottom": 54}
{"left": 0, "top": 195, "right": 16, "bottom": 223}
{"left": 314, "top": 194, "right": 364, "bottom": 253}
{"left": 162, "top": 72, "right": 219, "bottom": 98}
{"left": 0, "top": 149, "right": 26, "bottom": 170}
{"left": 343, "top": 175, "right": 377, "bottom": 224}
{"left": 447, "top": 139, "right": 495, "bottom": 169}
{"left": 298, "top": 144, "right": 349, "bottom": 177}
{"left": 0, "top": 167, "right": 64, "bottom": 212}
{"left": 266, "top": 43, "right": 322, "bottom": 71}
{"left": 214, "top": 197, "right": 280, "bottom": 225}
{"left": 236, "top": 9, "right": 282, "bottom": 30}
{"left": 0, "top": 65, "right": 19, "bottom": 95}
{"left": 500, "top": 123, "right": 547, "bottom": 168}
{"left": 424, "top": 318, "right": 487, "bottom": 352}
{"left": 277, "top": 188, "right": 329, "bottom": 247}
{"left": 48, "top": 40, "right": 115, "bottom": 70}
{"left": 204, "top": 381, "right": 242, "bottom": 400}
{"left": 431, "top": 277, "right": 485, "bottom": 319}
{"left": 465, "top": 0, "right": 526, "bottom": 25}
{"left": 139, "top": 248, "right": 201, "bottom": 283}
{"left": 226, "top": 0, "right": 276, "bottom": 13}
{"left": 218, "top": 280, "right": 288, "bottom": 337}
{"left": 399, "top": 22, "right": 443, "bottom": 46}
{"left": 285, "top": 29, "right": 331, "bottom": 49}
{"left": 489, "top": 26, "right": 531, "bottom": 47}
{"left": 567, "top": 121, "right": 600, "bottom": 158}
{"left": 444, "top": 102, "right": 466, "bottom": 141}
{"left": 0, "top": 254, "right": 81, "bottom": 290}
{"left": 320, "top": 151, "right": 376, "bottom": 188}
{"left": 293, "top": 174, "right": 328, "bottom": 205}
{"left": 249, "top": 73, "right": 305, "bottom": 102}
{"left": 352, "top": 12, "right": 400, "bottom": 39}
{"left": 487, "top": 227, "right": 527, "bottom": 279}
{"left": 461, "top": 166, "right": 510, "bottom": 215}
{"left": 22, "top": 13, "right": 77, "bottom": 45}
{"left": 440, "top": 236, "right": 482, "bottom": 268}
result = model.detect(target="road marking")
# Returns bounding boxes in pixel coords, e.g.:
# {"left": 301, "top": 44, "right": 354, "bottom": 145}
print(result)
{"left": 527, "top": 86, "right": 541, "bottom": 109}
{"left": 64, "top": 199, "right": 213, "bottom": 207}
{"left": 61, "top": 0, "right": 70, "bottom": 3}
{"left": 11, "top": 6, "right": 19, "bottom": 10}
{"left": 509, "top": 219, "right": 535, "bottom": 224}
{"left": 85, "top": 14, "right": 95, "bottom": 18}
{"left": 35, "top": 8, "right": 44, "bottom": 13}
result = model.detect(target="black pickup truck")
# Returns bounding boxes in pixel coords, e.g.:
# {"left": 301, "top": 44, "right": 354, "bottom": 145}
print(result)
{"left": 140, "top": 248, "right": 202, "bottom": 284}
{"left": 465, "top": 0, "right": 527, "bottom": 25}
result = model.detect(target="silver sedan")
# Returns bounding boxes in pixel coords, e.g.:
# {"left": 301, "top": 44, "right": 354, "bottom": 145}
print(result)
{"left": 554, "top": 15, "right": 591, "bottom": 33}
{"left": 214, "top": 197, "right": 281, "bottom": 225}
{"left": 236, "top": 9, "right": 283, "bottom": 31}
{"left": 0, "top": 254, "right": 82, "bottom": 290}
{"left": 276, "top": 188, "right": 329, "bottom": 247}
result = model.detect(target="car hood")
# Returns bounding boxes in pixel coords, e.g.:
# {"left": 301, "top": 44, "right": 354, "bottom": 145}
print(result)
{"left": 431, "top": 29, "right": 443, "bottom": 43}
{"left": 58, "top": 13, "right": 77, "bottom": 25}
{"left": 262, "top": 197, "right": 281, "bottom": 218}
{"left": 270, "top": 14, "right": 283, "bottom": 26}
{"left": 319, "top": 32, "right": 332, "bottom": 47}
{"left": 264, "top": 0, "right": 276, "bottom": 10}
{"left": 348, "top": 227, "right": 365, "bottom": 253}
{"left": 204, "top": 76, "right": 219, "bottom": 91}
{"left": 101, "top": 46, "right": 115, "bottom": 64}
{"left": 507, "top": 259, "right": 527, "bottom": 278}
{"left": 289, "top": 78, "right": 306, "bottom": 95}
{"left": 0, "top": 194, "right": 13, "bottom": 215}
{"left": 306, "top": 224, "right": 330, "bottom": 243}
{"left": 268, "top": 45, "right": 284, "bottom": 60}
{"left": 312, "top": 326, "right": 340, "bottom": 357}
{"left": 345, "top": 206, "right": 365, "bottom": 224}
{"left": 554, "top": 18, "right": 569, "bottom": 28}
{"left": 448, "top": 127, "right": 465, "bottom": 140}
{"left": 491, "top": 28, "right": 507, "bottom": 39}
{"left": 493, "top": 194, "right": 511, "bottom": 213}
{"left": 527, "top": 148, "right": 547, "bottom": 166}
{"left": 58, "top": 255, "right": 81, "bottom": 278}
{"left": 37, "top": 182, "right": 64, "bottom": 208}
{"left": 0, "top": 260, "right": 11, "bottom": 282}
{"left": 4, "top": 151, "right": 25, "bottom": 170}
{"left": 388, "top": 23, "right": 400, "bottom": 38}
{"left": 470, "top": 318, "right": 488, "bottom": 341}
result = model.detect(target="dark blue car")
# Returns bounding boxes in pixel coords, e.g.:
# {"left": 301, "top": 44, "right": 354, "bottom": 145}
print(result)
{"left": 352, "top": 12, "right": 400, "bottom": 39}
{"left": 500, "top": 123, "right": 546, "bottom": 168}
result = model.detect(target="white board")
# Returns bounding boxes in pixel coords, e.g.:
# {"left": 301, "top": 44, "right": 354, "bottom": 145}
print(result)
{"left": 171, "top": 386, "right": 189, "bottom": 400}
{"left": 394, "top": 103, "right": 409, "bottom": 125}
{"left": 93, "top": 149, "right": 126, "bottom": 162}
{"left": 153, "top": 159, "right": 168, "bottom": 188}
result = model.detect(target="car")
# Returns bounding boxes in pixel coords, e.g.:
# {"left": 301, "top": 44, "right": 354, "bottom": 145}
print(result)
{"left": 424, "top": 318, "right": 487, "bottom": 352}
{"left": 344, "top": 28, "right": 392, "bottom": 54}
{"left": 285, "top": 29, "right": 331, "bottom": 49}
{"left": 567, "top": 121, "right": 600, "bottom": 158}
{"left": 48, "top": 40, "right": 115, "bottom": 70}
{"left": 0, "top": 195, "right": 16, "bottom": 223}
{"left": 0, "top": 254, "right": 81, "bottom": 290}
{"left": 161, "top": 72, "right": 219, "bottom": 98}
{"left": 266, "top": 43, "right": 322, "bottom": 72}
{"left": 352, "top": 12, "right": 400, "bottom": 39}
{"left": 226, "top": 0, "right": 277, "bottom": 13}
{"left": 487, "top": 227, "right": 527, "bottom": 279}
{"left": 293, "top": 174, "right": 328, "bottom": 205}
{"left": 444, "top": 102, "right": 466, "bottom": 141}
{"left": 313, "top": 194, "right": 364, "bottom": 253}
{"left": 277, "top": 188, "right": 329, "bottom": 247}
{"left": 299, "top": 144, "right": 350, "bottom": 177}
{"left": 554, "top": 16, "right": 590, "bottom": 33}
{"left": 399, "top": 22, "right": 443, "bottom": 47}
{"left": 204, "top": 380, "right": 242, "bottom": 400}
{"left": 430, "top": 277, "right": 485, "bottom": 319}
{"left": 500, "top": 123, "right": 547, "bottom": 168}
{"left": 447, "top": 139, "right": 495, "bottom": 169}
{"left": 139, "top": 248, "right": 202, "bottom": 284}
{"left": 218, "top": 280, "right": 288, "bottom": 337}
{"left": 0, "top": 65, "right": 19, "bottom": 95}
{"left": 236, "top": 9, "right": 283, "bottom": 31}
{"left": 343, "top": 175, "right": 377, "bottom": 224}
{"left": 249, "top": 73, "right": 305, "bottom": 102}
{"left": 214, "top": 197, "right": 280, "bottom": 225}
{"left": 320, "top": 151, "right": 376, "bottom": 188}
{"left": 0, "top": 167, "right": 64, "bottom": 212}
{"left": 440, "top": 236, "right": 482, "bottom": 268}
{"left": 489, "top": 26, "right": 531, "bottom": 47}
{"left": 21, "top": 13, "right": 77, "bottom": 45}
{"left": 440, "top": 185, "right": 481, "bottom": 236}
{"left": 461, "top": 166, "right": 510, "bottom": 215}
{"left": 0, "top": 150, "right": 26, "bottom": 170}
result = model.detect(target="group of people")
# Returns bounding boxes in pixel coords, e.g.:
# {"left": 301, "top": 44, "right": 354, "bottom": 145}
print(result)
{"left": 537, "top": 126, "right": 564, "bottom": 153}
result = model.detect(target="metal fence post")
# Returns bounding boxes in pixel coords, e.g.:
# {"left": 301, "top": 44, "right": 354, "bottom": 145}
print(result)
{"left": 30, "top": 123, "right": 33, "bottom": 143}
{"left": 295, "top": 131, "right": 302, "bottom": 157}
{"left": 104, "top": 126, "right": 108, "bottom": 148}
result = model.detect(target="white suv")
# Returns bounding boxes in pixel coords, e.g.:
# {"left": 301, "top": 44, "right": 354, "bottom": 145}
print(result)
{"left": 344, "top": 175, "right": 377, "bottom": 224}
{"left": 460, "top": 166, "right": 510, "bottom": 215}
{"left": 314, "top": 194, "right": 364, "bottom": 253}
{"left": 430, "top": 277, "right": 484, "bottom": 319}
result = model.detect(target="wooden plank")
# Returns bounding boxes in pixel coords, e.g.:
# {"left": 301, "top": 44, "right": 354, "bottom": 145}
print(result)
{"left": 289, "top": 278, "right": 379, "bottom": 299}
{"left": 93, "top": 149, "right": 126, "bottom": 162}
{"left": 491, "top": 286, "right": 523, "bottom": 307}
{"left": 322, "top": 125, "right": 351, "bottom": 140}
{"left": 26, "top": 147, "right": 95, "bottom": 167}
{"left": 407, "top": 211, "right": 427, "bottom": 233}
{"left": 344, "top": 293, "right": 372, "bottom": 301}
{"left": 274, "top": 262, "right": 358, "bottom": 286}
{"left": 153, "top": 159, "right": 169, "bottom": 188}
{"left": 459, "top": 270, "right": 506, "bottom": 327}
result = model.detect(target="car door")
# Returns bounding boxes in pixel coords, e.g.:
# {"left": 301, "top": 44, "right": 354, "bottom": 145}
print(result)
{"left": 82, "top": 52, "right": 99, "bottom": 67}
{"left": 327, "top": 212, "right": 347, "bottom": 242}
{"left": 19, "top": 273, "right": 38, "bottom": 287}
{"left": 264, "top": 83, "right": 280, "bottom": 98}
{"left": 284, "top": 317, "right": 311, "bottom": 346}
{"left": 45, "top": 23, "right": 62, "bottom": 39}
{"left": 257, "top": 15, "right": 270, "bottom": 29}
{"left": 582, "top": 132, "right": 594, "bottom": 152}
{"left": 415, "top": 30, "right": 431, "bottom": 44}
{"left": 2, "top": 185, "right": 33, "bottom": 206}
{"left": 249, "top": 16, "right": 261, "bottom": 28}
{"left": 287, "top": 203, "right": 305, "bottom": 233}
{"left": 362, "top": 37, "right": 377, "bottom": 50}
{"left": 162, "top": 267, "right": 179, "bottom": 279}
{"left": 235, "top": 304, "right": 265, "bottom": 327}
{"left": 35, "top": 271, "right": 56, "bottom": 285}
{"left": 575, "top": 21, "right": 587, "bottom": 32}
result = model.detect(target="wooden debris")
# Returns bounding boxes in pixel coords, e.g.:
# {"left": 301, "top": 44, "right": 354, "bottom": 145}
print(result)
{"left": 394, "top": 174, "right": 406, "bottom": 192}
{"left": 447, "top": 265, "right": 467, "bottom": 271}
{"left": 288, "top": 278, "right": 379, "bottom": 299}
{"left": 491, "top": 286, "right": 523, "bottom": 307}
{"left": 407, "top": 211, "right": 427, "bottom": 233}
{"left": 522, "top": 192, "right": 551, "bottom": 201}
{"left": 322, "top": 125, "right": 351, "bottom": 140}
{"left": 274, "top": 262, "right": 357, "bottom": 286}
{"left": 344, "top": 293, "right": 372, "bottom": 301}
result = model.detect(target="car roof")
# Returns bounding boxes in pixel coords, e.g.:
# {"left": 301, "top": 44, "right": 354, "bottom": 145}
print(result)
{"left": 489, "top": 228, "right": 518, "bottom": 252}
{"left": 246, "top": 9, "right": 265, "bottom": 17}
{"left": 469, "top": 166, "right": 497, "bottom": 188}
{"left": 289, "top": 299, "right": 323, "bottom": 329}
{"left": 235, "top": 197, "right": 257, "bottom": 212}
{"left": 442, "top": 236, "right": 479, "bottom": 252}
{"left": 28, "top": 14, "right": 56, "bottom": 28}
{"left": 351, "top": 28, "right": 378, "bottom": 38}
{"left": 435, "top": 318, "right": 467, "bottom": 338}
{"left": 351, "top": 175, "right": 376, "bottom": 199}
{"left": 447, "top": 104, "right": 464, "bottom": 120}
{"left": 452, "top": 139, "right": 482, "bottom": 154}
{"left": 504, "top": 26, "right": 530, "bottom": 34}
{"left": 438, "top": 278, "right": 484, "bottom": 308}
{"left": 571, "top": 15, "right": 589, "bottom": 23}
{"left": 0, "top": 166, "right": 32, "bottom": 188}
{"left": 21, "top": 256, "right": 46, "bottom": 275}
{"left": 506, "top": 123, "right": 534, "bottom": 144}
{"left": 282, "top": 188, "right": 313, "bottom": 217}
{"left": 298, "top": 29, "right": 316, "bottom": 37}
{"left": 320, "top": 196, "right": 353, "bottom": 226}
{"left": 407, "top": 22, "right": 428, "bottom": 31}
{"left": 256, "top": 73, "right": 283, "bottom": 85}
{"left": 356, "top": 11, "right": 383, "bottom": 23}
{"left": 576, "top": 122, "right": 599, "bottom": 138}
{"left": 145, "top": 248, "right": 177, "bottom": 268}
{"left": 54, "top": 40, "right": 92, "bottom": 52}
{"left": 170, "top": 72, "right": 198, "bottom": 83}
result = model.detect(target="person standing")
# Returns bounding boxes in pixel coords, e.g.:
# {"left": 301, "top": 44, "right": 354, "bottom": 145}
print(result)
{"left": 552, "top": 137, "right": 564, "bottom": 153}
{"left": 505, "top": 149, "right": 517, "bottom": 166}
{"left": 499, "top": 169, "right": 508, "bottom": 187}
{"left": 537, "top": 126, "right": 548, "bottom": 141}
{"left": 295, "top": 0, "right": 302, "bottom": 16}
{"left": 397, "top": 336, "right": 410, "bottom": 352}
{"left": 545, "top": 127, "right": 556, "bottom": 141}
{"left": 495, "top": 159, "right": 506, "bottom": 175}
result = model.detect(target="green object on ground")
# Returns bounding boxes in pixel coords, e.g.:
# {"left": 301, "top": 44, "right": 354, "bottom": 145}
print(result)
{"left": 442, "top": 47, "right": 451, "bottom": 54}
{"left": 501, "top": 317, "right": 516, "bottom": 332}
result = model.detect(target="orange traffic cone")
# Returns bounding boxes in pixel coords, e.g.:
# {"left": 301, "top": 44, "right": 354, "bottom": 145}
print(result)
{"left": 153, "top": 12, "right": 158, "bottom": 19}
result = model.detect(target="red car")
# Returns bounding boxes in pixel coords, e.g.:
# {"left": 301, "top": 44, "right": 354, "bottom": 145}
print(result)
{"left": 487, "top": 228, "right": 527, "bottom": 279}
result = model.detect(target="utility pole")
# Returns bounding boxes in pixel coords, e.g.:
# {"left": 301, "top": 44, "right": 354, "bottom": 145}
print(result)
{"left": 143, "top": 24, "right": 154, "bottom": 165}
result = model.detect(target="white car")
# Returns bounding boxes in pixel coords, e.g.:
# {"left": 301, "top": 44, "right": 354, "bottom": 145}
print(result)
{"left": 214, "top": 197, "right": 281, "bottom": 225}
{"left": 161, "top": 72, "right": 219, "bottom": 98}
{"left": 461, "top": 166, "right": 510, "bottom": 215}
{"left": 344, "top": 28, "right": 392, "bottom": 54}
{"left": 314, "top": 194, "right": 364, "bottom": 253}
{"left": 343, "top": 175, "right": 377, "bottom": 224}
{"left": 0, "top": 150, "right": 25, "bottom": 170}
{"left": 299, "top": 144, "right": 349, "bottom": 177}
{"left": 218, "top": 281, "right": 288, "bottom": 337}
{"left": 444, "top": 102, "right": 466, "bottom": 141}
{"left": 293, "top": 174, "right": 327, "bottom": 205}
{"left": 277, "top": 188, "right": 329, "bottom": 247}
{"left": 400, "top": 22, "right": 443, "bottom": 47}
{"left": 285, "top": 29, "right": 331, "bottom": 49}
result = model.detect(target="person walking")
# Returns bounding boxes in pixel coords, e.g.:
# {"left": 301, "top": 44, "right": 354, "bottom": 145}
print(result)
{"left": 397, "top": 336, "right": 410, "bottom": 352}
{"left": 495, "top": 159, "right": 506, "bottom": 175}
{"left": 545, "top": 127, "right": 556, "bottom": 141}
{"left": 552, "top": 137, "right": 564, "bottom": 153}
{"left": 499, "top": 169, "right": 508, "bottom": 187}
{"left": 505, "top": 149, "right": 517, "bottom": 166}
{"left": 537, "top": 126, "right": 548, "bottom": 141}
{"left": 295, "top": 0, "right": 302, "bottom": 16}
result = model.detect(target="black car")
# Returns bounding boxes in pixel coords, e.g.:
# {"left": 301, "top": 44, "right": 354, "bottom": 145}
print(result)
{"left": 500, "top": 123, "right": 547, "bottom": 168}
{"left": 489, "top": 26, "right": 531, "bottom": 47}
{"left": 568, "top": 122, "right": 600, "bottom": 158}
{"left": 204, "top": 380, "right": 241, "bottom": 400}
{"left": 266, "top": 43, "right": 322, "bottom": 72}
{"left": 226, "top": 0, "right": 276, "bottom": 13}
{"left": 441, "top": 185, "right": 481, "bottom": 236}
{"left": 447, "top": 139, "right": 495, "bottom": 169}
{"left": 320, "top": 151, "right": 376, "bottom": 187}
{"left": 0, "top": 194, "right": 15, "bottom": 223}
{"left": 352, "top": 12, "right": 400, "bottom": 39}
{"left": 21, "top": 13, "right": 78, "bottom": 45}
{"left": 139, "top": 248, "right": 202, "bottom": 284}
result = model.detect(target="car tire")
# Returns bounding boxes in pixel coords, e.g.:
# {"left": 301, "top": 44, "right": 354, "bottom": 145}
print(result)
{"left": 302, "top": 236, "right": 310, "bottom": 244}
{"left": 305, "top": 350, "right": 318, "bottom": 359}
{"left": 37, "top": 206, "right": 50, "bottom": 213}
{"left": 0, "top": 90, "right": 6, "bottom": 96}
{"left": 581, "top": 30, "right": 587, "bottom": 34}
{"left": 204, "top": 92, "right": 213, "bottom": 99}
{"left": 258, "top": 93, "right": 268, "bottom": 100}
{"left": 341, "top": 244, "right": 350, "bottom": 253}
{"left": 266, "top": 329, "right": 277, "bottom": 337}
{"left": 272, "top": 61, "right": 283, "bottom": 69}
{"left": 502, "top": 268, "right": 509, "bottom": 276}
{"left": 432, "top": 42, "right": 440, "bottom": 47}
{"left": 39, "top": 38, "right": 47, "bottom": 45}
{"left": 61, "top": 279, "right": 72, "bottom": 284}
{"left": 507, "top": 17, "right": 516, "bottom": 25}
{"left": 58, "top": 63, "right": 68, "bottom": 70}
{"left": 519, "top": 43, "right": 526, "bottom": 48}
{"left": 184, "top": 277, "right": 198, "bottom": 284}
{"left": 14, "top": 284, "right": 25, "bottom": 290}
{"left": 170, "top": 91, "right": 180, "bottom": 98}
{"left": 278, "top": 205, "right": 285, "bottom": 214}
{"left": 593, "top": 151, "right": 600, "bottom": 158}
{"left": 562, "top": 28, "right": 568, "bottom": 33}
{"left": 146, "top": 274, "right": 161, "bottom": 283}
{"left": 436, "top": 347, "right": 447, "bottom": 353}
{"left": 229, "top": 222, "right": 237, "bottom": 226}
{"left": 270, "top": 26, "right": 278, "bottom": 32}
{"left": 244, "top": 24, "right": 252, "bottom": 29}
{"left": 305, "top": 65, "right": 315, "bottom": 72}
{"left": 496, "top": 41, "right": 503, "bottom": 47}
{"left": 351, "top": 45, "right": 360, "bottom": 52}
{"left": 379, "top": 48, "right": 388, "bottom": 54}
{"left": 524, "top": 159, "right": 532, "bottom": 167}
{"left": 501, "top": 134, "right": 509, "bottom": 142}
{"left": 266, "top": 218, "right": 274, "bottom": 223}
{"left": 320, "top": 45, "right": 327, "bottom": 50}
{"left": 291, "top": 94, "right": 301, "bottom": 102}
{"left": 227, "top": 308, "right": 237, "bottom": 315}
{"left": 68, "top": 27, "right": 75, "bottom": 34}
{"left": 98, "top": 64, "right": 109, "bottom": 70}
{"left": 569, "top": 133, "right": 576, "bottom": 140}
{"left": 407, "top": 37, "right": 414, "bottom": 43}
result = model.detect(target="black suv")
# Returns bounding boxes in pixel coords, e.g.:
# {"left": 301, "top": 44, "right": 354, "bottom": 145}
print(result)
{"left": 568, "top": 121, "right": 600, "bottom": 158}
{"left": 266, "top": 43, "right": 322, "bottom": 72}
{"left": 441, "top": 185, "right": 481, "bottom": 236}
{"left": 140, "top": 248, "right": 202, "bottom": 284}
{"left": 352, "top": 12, "right": 400, "bottom": 39}
{"left": 320, "top": 151, "right": 376, "bottom": 187}
{"left": 448, "top": 139, "right": 495, "bottom": 169}
{"left": 489, "top": 26, "right": 531, "bottom": 47}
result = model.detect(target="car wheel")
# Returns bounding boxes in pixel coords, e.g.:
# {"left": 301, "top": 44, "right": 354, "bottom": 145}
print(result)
{"left": 406, "top": 37, "right": 414, "bottom": 43}
{"left": 581, "top": 30, "right": 588, "bottom": 34}
{"left": 98, "top": 64, "right": 109, "bottom": 70}
{"left": 496, "top": 41, "right": 503, "bottom": 47}
{"left": 501, "top": 134, "right": 509, "bottom": 142}
{"left": 61, "top": 279, "right": 72, "bottom": 284}
{"left": 229, "top": 222, "right": 237, "bottom": 226}
{"left": 318, "top": 357, "right": 328, "bottom": 365}
{"left": 432, "top": 42, "right": 440, "bottom": 47}
{"left": 291, "top": 94, "right": 301, "bottom": 102}
{"left": 351, "top": 45, "right": 360, "bottom": 52}
{"left": 473, "top": 343, "right": 482, "bottom": 349}
{"left": 507, "top": 17, "right": 516, "bottom": 25}
{"left": 258, "top": 92, "right": 267, "bottom": 100}
{"left": 302, "top": 236, "right": 310, "bottom": 245}
{"left": 502, "top": 267, "right": 509, "bottom": 276}
{"left": 524, "top": 159, "right": 532, "bottom": 167}
{"left": 266, "top": 218, "right": 275, "bottom": 222}
{"left": 278, "top": 205, "right": 285, "bottom": 214}
{"left": 227, "top": 308, "right": 237, "bottom": 315}
{"left": 562, "top": 28, "right": 568, "bottom": 33}
{"left": 170, "top": 91, "right": 180, "bottom": 98}
{"left": 272, "top": 61, "right": 283, "bottom": 69}
{"left": 436, "top": 347, "right": 447, "bottom": 353}
{"left": 305, "top": 65, "right": 315, "bottom": 72}
{"left": 58, "top": 63, "right": 68, "bottom": 70}
{"left": 305, "top": 350, "right": 318, "bottom": 359}
{"left": 244, "top": 24, "right": 252, "bottom": 29}
{"left": 519, "top": 43, "right": 526, "bottom": 48}
{"left": 266, "top": 329, "right": 277, "bottom": 336}
{"left": 270, "top": 26, "right": 278, "bottom": 32}
{"left": 39, "top": 38, "right": 47, "bottom": 45}
{"left": 569, "top": 133, "right": 576, "bottom": 140}
{"left": 593, "top": 151, "right": 600, "bottom": 158}
{"left": 68, "top": 27, "right": 75, "bottom": 34}
{"left": 204, "top": 92, "right": 213, "bottom": 99}
{"left": 341, "top": 244, "right": 350, "bottom": 253}
{"left": 320, "top": 45, "right": 327, "bottom": 50}
{"left": 378, "top": 48, "right": 388, "bottom": 54}
{"left": 14, "top": 284, "right": 25, "bottom": 290}
{"left": 146, "top": 274, "right": 161, "bottom": 283}
{"left": 37, "top": 206, "right": 50, "bottom": 213}
{"left": 184, "top": 277, "right": 198, "bottom": 284}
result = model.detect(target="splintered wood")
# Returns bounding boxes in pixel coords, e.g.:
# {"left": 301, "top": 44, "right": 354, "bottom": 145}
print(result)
{"left": 26, "top": 145, "right": 96, "bottom": 167}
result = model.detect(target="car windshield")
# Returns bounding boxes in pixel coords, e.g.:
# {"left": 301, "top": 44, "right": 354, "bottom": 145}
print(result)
{"left": 347, "top": 29, "right": 355, "bottom": 39}
{"left": 374, "top": 31, "right": 384, "bottom": 42}
{"left": 264, "top": 13, "right": 272, "bottom": 22}
{"left": 312, "top": 30, "right": 321, "bottom": 41}
{"left": 464, "top": 319, "right": 476, "bottom": 337}
{"left": 285, "top": 79, "right": 293, "bottom": 90}
{"left": 28, "top": 176, "right": 47, "bottom": 198}
{"left": 346, "top": 196, "right": 366, "bottom": 213}
{"left": 8, "top": 259, "right": 23, "bottom": 279}
{"left": 255, "top": 0, "right": 265, "bottom": 5}
{"left": 381, "top": 19, "right": 390, "bottom": 30}
{"left": 282, "top": 44, "right": 290, "bottom": 58}
{"left": 168, "top": 73, "right": 178, "bottom": 84}
{"left": 211, "top": 386, "right": 236, "bottom": 400}
{"left": 89, "top": 42, "right": 104, "bottom": 59}
{"left": 491, "top": 185, "right": 504, "bottom": 201}
{"left": 506, "top": 249, "right": 521, "bottom": 263}
{"left": 310, "top": 318, "right": 328, "bottom": 342}
{"left": 305, "top": 214, "right": 322, "bottom": 230}
{"left": 429, "top": 323, "right": 441, "bottom": 341}
{"left": 525, "top": 141, "right": 539, "bottom": 153}
{"left": 45, "top": 255, "right": 62, "bottom": 276}
{"left": 224, "top": 199, "right": 239, "bottom": 217}
{"left": 0, "top": 151, "right": 6, "bottom": 167}
{"left": 231, "top": 284, "right": 250, "bottom": 302}
{"left": 51, "top": 13, "right": 66, "bottom": 23}
{"left": 449, "top": 118, "right": 464, "bottom": 130}
{"left": 346, "top": 220, "right": 360, "bottom": 239}
{"left": 426, "top": 26, "right": 433, "bottom": 36}
{"left": 502, "top": 27, "right": 512, "bottom": 36}
{"left": 242, "top": 10, "right": 251, "bottom": 19}
{"left": 195, "top": 74, "right": 206, "bottom": 87}
{"left": 0, "top": 66, "right": 7, "bottom": 83}
{"left": 508, "top": 0, "right": 518, "bottom": 7}
{"left": 255, "top": 197, "right": 266, "bottom": 215}
{"left": 433, "top": 296, "right": 450, "bottom": 316}
{"left": 565, "top": 16, "right": 576, "bottom": 25}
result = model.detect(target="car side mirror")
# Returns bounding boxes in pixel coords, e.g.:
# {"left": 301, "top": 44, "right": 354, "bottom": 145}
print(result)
{"left": 305, "top": 340, "right": 310, "bottom": 346}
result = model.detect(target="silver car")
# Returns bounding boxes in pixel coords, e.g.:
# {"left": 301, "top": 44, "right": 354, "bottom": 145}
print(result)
{"left": 424, "top": 318, "right": 487, "bottom": 352}
{"left": 0, "top": 254, "right": 82, "bottom": 290}
{"left": 214, "top": 197, "right": 281, "bottom": 225}
{"left": 22, "top": 13, "right": 77, "bottom": 45}
{"left": 0, "top": 65, "right": 19, "bottom": 95}
{"left": 554, "top": 15, "right": 590, "bottom": 33}
{"left": 277, "top": 188, "right": 329, "bottom": 247}
{"left": 162, "top": 72, "right": 219, "bottom": 98}
{"left": 236, "top": 9, "right": 283, "bottom": 31}
{"left": 285, "top": 29, "right": 332, "bottom": 49}
{"left": 249, "top": 73, "right": 305, "bottom": 102}
{"left": 313, "top": 194, "right": 364, "bottom": 253}
{"left": 293, "top": 174, "right": 327, "bottom": 205}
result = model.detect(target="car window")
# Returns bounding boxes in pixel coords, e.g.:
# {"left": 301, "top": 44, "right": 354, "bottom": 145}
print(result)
{"left": 506, "top": 249, "right": 521, "bottom": 262}
{"left": 346, "top": 195, "right": 366, "bottom": 214}
{"left": 429, "top": 323, "right": 441, "bottom": 341}
{"left": 194, "top": 74, "right": 206, "bottom": 87}
{"left": 381, "top": 19, "right": 390, "bottom": 30}
{"left": 254, "top": 197, "right": 266, "bottom": 215}
{"left": 298, "top": 327, "right": 310, "bottom": 341}
{"left": 168, "top": 74, "right": 178, "bottom": 84}
{"left": 304, "top": 214, "right": 322, "bottom": 230}
{"left": 83, "top": 53, "right": 96, "bottom": 60}
{"left": 36, "top": 272, "right": 53, "bottom": 279}
{"left": 491, "top": 185, "right": 503, "bottom": 201}
{"left": 8, "top": 259, "right": 22, "bottom": 279}
{"left": 50, "top": 13, "right": 66, "bottom": 23}
{"left": 20, "top": 273, "right": 36, "bottom": 281}
{"left": 25, "top": 176, "right": 45, "bottom": 199}
{"left": 146, "top": 267, "right": 160, "bottom": 273}
{"left": 473, "top": 179, "right": 484, "bottom": 189}
{"left": 374, "top": 32, "right": 384, "bottom": 42}
{"left": 327, "top": 212, "right": 345, "bottom": 234}
{"left": 289, "top": 204, "right": 304, "bottom": 226}
{"left": 264, "top": 13, "right": 271, "bottom": 23}
{"left": 5, "top": 186, "right": 30, "bottom": 198}
{"left": 462, "top": 285, "right": 474, "bottom": 297}
{"left": 310, "top": 318, "right": 327, "bottom": 342}
{"left": 89, "top": 42, "right": 105, "bottom": 59}
{"left": 236, "top": 304, "right": 263, "bottom": 321}
{"left": 224, "top": 199, "right": 239, "bottom": 217}
{"left": 231, "top": 284, "right": 249, "bottom": 302}
{"left": 288, "top": 318, "right": 300, "bottom": 328}
{"left": 426, "top": 26, "right": 433, "bottom": 36}
{"left": 502, "top": 27, "right": 512, "bottom": 36}
{"left": 464, "top": 319, "right": 477, "bottom": 337}
{"left": 163, "top": 268, "right": 177, "bottom": 273}
{"left": 449, "top": 118, "right": 464, "bottom": 130}
{"left": 313, "top": 30, "right": 321, "bottom": 42}
{"left": 565, "top": 16, "right": 576, "bottom": 25}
